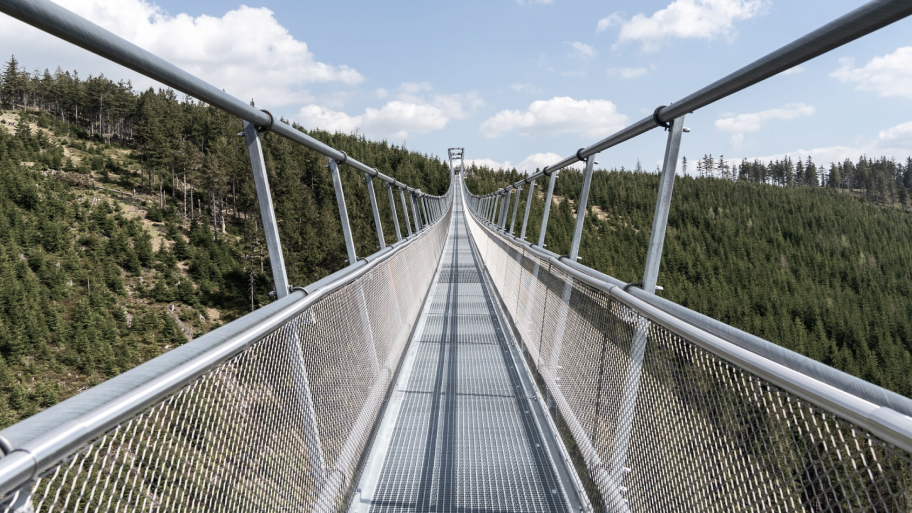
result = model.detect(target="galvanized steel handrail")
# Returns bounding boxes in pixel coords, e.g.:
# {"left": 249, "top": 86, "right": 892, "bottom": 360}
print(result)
{"left": 462, "top": 181, "right": 912, "bottom": 454}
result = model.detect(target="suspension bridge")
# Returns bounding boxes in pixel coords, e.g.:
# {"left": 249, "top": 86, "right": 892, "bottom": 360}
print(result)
{"left": 1, "top": 0, "right": 912, "bottom": 511}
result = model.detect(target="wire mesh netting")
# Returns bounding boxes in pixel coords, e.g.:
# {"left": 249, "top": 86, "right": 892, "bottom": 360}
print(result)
{"left": 0, "top": 206, "right": 451, "bottom": 513}
{"left": 463, "top": 196, "right": 912, "bottom": 512}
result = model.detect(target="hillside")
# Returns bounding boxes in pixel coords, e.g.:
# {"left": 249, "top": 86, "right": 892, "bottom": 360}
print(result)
{"left": 466, "top": 165, "right": 912, "bottom": 397}
{"left": 0, "top": 59, "right": 450, "bottom": 427}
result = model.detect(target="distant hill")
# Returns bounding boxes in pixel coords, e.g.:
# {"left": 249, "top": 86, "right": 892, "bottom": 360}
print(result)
{"left": 465, "top": 164, "right": 912, "bottom": 397}
{"left": 0, "top": 56, "right": 450, "bottom": 426}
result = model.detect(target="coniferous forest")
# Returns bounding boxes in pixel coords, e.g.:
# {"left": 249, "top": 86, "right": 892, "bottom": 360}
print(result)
{"left": 465, "top": 155, "right": 912, "bottom": 398}
{"left": 0, "top": 56, "right": 450, "bottom": 426}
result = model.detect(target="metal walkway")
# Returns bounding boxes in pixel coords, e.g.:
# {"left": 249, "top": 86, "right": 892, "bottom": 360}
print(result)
{"left": 351, "top": 194, "right": 584, "bottom": 512}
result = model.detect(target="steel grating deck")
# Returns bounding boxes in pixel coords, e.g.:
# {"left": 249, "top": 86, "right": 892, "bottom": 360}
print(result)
{"left": 350, "top": 196, "right": 582, "bottom": 513}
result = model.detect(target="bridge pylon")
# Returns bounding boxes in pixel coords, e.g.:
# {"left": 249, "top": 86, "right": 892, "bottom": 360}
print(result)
{"left": 448, "top": 147, "right": 465, "bottom": 176}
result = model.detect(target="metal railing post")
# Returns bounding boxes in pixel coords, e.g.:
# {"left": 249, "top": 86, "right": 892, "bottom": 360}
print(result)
{"left": 329, "top": 158, "right": 357, "bottom": 265}
{"left": 644, "top": 115, "right": 685, "bottom": 293}
{"left": 386, "top": 183, "right": 402, "bottom": 242}
{"left": 520, "top": 179, "right": 536, "bottom": 241}
{"left": 242, "top": 120, "right": 290, "bottom": 298}
{"left": 568, "top": 156, "right": 596, "bottom": 262}
{"left": 608, "top": 115, "right": 686, "bottom": 511}
{"left": 399, "top": 188, "right": 413, "bottom": 237}
{"left": 537, "top": 170, "right": 559, "bottom": 248}
{"left": 490, "top": 195, "right": 498, "bottom": 224}
{"left": 500, "top": 189, "right": 512, "bottom": 230}
{"left": 510, "top": 184, "right": 523, "bottom": 235}
{"left": 410, "top": 193, "right": 423, "bottom": 231}
{"left": 365, "top": 174, "right": 385, "bottom": 250}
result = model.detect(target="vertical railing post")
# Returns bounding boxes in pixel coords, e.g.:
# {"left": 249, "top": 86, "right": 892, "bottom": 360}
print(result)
{"left": 329, "top": 158, "right": 357, "bottom": 265}
{"left": 520, "top": 178, "right": 536, "bottom": 241}
{"left": 243, "top": 121, "right": 326, "bottom": 492}
{"left": 537, "top": 169, "right": 559, "bottom": 248}
{"left": 568, "top": 155, "right": 596, "bottom": 262}
{"left": 242, "top": 121, "right": 290, "bottom": 298}
{"left": 364, "top": 173, "right": 385, "bottom": 250}
{"left": 490, "top": 195, "right": 499, "bottom": 224}
{"left": 510, "top": 184, "right": 522, "bottom": 235}
{"left": 399, "top": 188, "right": 413, "bottom": 237}
{"left": 643, "top": 115, "right": 686, "bottom": 292}
{"left": 608, "top": 115, "right": 686, "bottom": 511}
{"left": 500, "top": 189, "right": 512, "bottom": 230}
{"left": 386, "top": 183, "right": 402, "bottom": 242}
{"left": 410, "top": 192, "right": 423, "bottom": 231}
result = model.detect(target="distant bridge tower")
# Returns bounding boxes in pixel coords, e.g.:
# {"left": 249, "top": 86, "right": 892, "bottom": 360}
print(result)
{"left": 448, "top": 147, "right": 465, "bottom": 175}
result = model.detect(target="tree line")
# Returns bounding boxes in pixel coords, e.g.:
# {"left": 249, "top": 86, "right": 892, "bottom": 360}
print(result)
{"left": 686, "top": 153, "right": 912, "bottom": 208}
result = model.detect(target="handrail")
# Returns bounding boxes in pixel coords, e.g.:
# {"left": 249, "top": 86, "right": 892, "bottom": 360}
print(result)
{"left": 469, "top": 0, "right": 912, "bottom": 188}
{"left": 0, "top": 0, "right": 445, "bottom": 196}
{"left": 0, "top": 195, "right": 452, "bottom": 499}
{"left": 465, "top": 182, "right": 912, "bottom": 420}
{"left": 463, "top": 183, "right": 912, "bottom": 455}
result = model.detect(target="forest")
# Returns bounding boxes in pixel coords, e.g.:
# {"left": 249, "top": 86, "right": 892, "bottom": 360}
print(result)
{"left": 0, "top": 56, "right": 450, "bottom": 426}
{"left": 464, "top": 156, "right": 912, "bottom": 398}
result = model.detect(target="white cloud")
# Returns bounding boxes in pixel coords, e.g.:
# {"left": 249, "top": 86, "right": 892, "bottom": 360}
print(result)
{"left": 516, "top": 0, "right": 553, "bottom": 5}
{"left": 0, "top": 0, "right": 361, "bottom": 107}
{"left": 467, "top": 153, "right": 585, "bottom": 173}
{"left": 297, "top": 86, "right": 483, "bottom": 141}
{"left": 830, "top": 47, "right": 912, "bottom": 99}
{"left": 570, "top": 41, "right": 595, "bottom": 59}
{"left": 480, "top": 97, "right": 628, "bottom": 139}
{"left": 467, "top": 158, "right": 513, "bottom": 171}
{"left": 375, "top": 88, "right": 389, "bottom": 99}
{"left": 517, "top": 152, "right": 585, "bottom": 172}
{"left": 596, "top": 13, "right": 623, "bottom": 32}
{"left": 600, "top": 0, "right": 767, "bottom": 52}
{"left": 510, "top": 83, "right": 543, "bottom": 94}
{"left": 878, "top": 121, "right": 912, "bottom": 148}
{"left": 715, "top": 103, "right": 814, "bottom": 147}
{"left": 609, "top": 67, "right": 649, "bottom": 79}
{"left": 297, "top": 102, "right": 448, "bottom": 141}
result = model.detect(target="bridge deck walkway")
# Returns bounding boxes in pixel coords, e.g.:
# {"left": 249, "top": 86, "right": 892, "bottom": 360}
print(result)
{"left": 349, "top": 193, "right": 582, "bottom": 512}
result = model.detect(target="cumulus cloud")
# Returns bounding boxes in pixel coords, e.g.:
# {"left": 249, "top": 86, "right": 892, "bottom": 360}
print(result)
{"left": 570, "top": 42, "right": 595, "bottom": 59}
{"left": 830, "top": 47, "right": 912, "bottom": 99}
{"left": 0, "top": 0, "right": 361, "bottom": 107}
{"left": 480, "top": 97, "right": 628, "bottom": 139}
{"left": 468, "top": 153, "right": 585, "bottom": 173}
{"left": 298, "top": 102, "right": 448, "bottom": 141}
{"left": 297, "top": 83, "right": 483, "bottom": 140}
{"left": 878, "top": 121, "right": 912, "bottom": 148}
{"left": 715, "top": 103, "right": 814, "bottom": 147}
{"left": 599, "top": 0, "right": 767, "bottom": 52}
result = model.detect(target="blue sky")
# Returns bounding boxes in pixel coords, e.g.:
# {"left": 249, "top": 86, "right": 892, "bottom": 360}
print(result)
{"left": 1, "top": 0, "right": 910, "bottom": 174}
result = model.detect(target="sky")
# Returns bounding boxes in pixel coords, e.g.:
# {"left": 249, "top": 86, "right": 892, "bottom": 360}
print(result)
{"left": 1, "top": 0, "right": 910, "bottom": 175}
